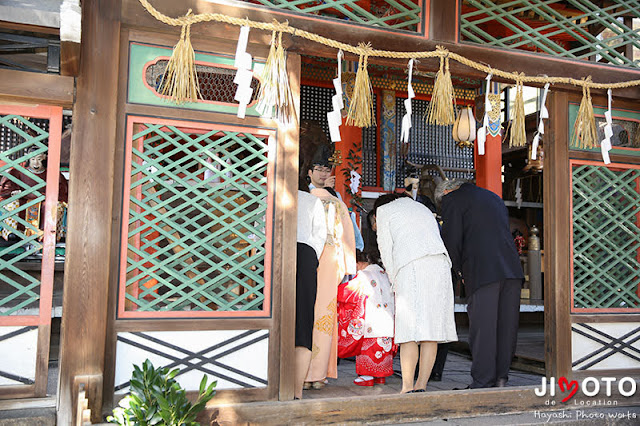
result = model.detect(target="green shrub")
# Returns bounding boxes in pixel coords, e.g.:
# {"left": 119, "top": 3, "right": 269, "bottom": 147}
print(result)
{"left": 107, "top": 359, "right": 216, "bottom": 426}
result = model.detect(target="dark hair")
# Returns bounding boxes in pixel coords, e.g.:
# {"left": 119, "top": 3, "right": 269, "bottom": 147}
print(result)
{"left": 366, "top": 210, "right": 375, "bottom": 229}
{"left": 299, "top": 175, "right": 310, "bottom": 192}
{"left": 356, "top": 249, "right": 382, "bottom": 267}
{"left": 299, "top": 120, "right": 333, "bottom": 178}
{"left": 372, "top": 192, "right": 410, "bottom": 217}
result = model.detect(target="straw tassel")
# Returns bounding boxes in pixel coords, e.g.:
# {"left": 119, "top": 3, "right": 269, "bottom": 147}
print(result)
{"left": 160, "top": 10, "right": 200, "bottom": 104}
{"left": 426, "top": 47, "right": 456, "bottom": 126}
{"left": 256, "top": 31, "right": 279, "bottom": 118}
{"left": 509, "top": 76, "right": 527, "bottom": 147}
{"left": 346, "top": 43, "right": 374, "bottom": 128}
{"left": 256, "top": 30, "right": 295, "bottom": 124}
{"left": 571, "top": 79, "right": 598, "bottom": 149}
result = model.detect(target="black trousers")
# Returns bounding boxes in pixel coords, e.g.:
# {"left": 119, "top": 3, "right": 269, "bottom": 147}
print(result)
{"left": 467, "top": 279, "right": 521, "bottom": 388}
{"left": 432, "top": 343, "right": 450, "bottom": 376}
{"left": 295, "top": 243, "right": 319, "bottom": 350}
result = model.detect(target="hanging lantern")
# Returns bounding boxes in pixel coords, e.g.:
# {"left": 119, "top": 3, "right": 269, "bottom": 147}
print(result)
{"left": 452, "top": 106, "right": 476, "bottom": 148}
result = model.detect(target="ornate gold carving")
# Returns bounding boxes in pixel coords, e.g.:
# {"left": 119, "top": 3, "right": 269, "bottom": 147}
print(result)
{"left": 488, "top": 93, "right": 501, "bottom": 122}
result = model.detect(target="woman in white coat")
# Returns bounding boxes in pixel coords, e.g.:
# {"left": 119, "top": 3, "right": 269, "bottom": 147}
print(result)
{"left": 371, "top": 193, "right": 457, "bottom": 393}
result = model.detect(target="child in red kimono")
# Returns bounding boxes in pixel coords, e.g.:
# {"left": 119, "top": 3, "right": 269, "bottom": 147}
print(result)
{"left": 338, "top": 250, "right": 396, "bottom": 386}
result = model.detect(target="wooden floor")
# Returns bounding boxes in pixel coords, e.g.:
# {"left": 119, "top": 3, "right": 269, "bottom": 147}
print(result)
{"left": 303, "top": 323, "right": 545, "bottom": 401}
{"left": 303, "top": 351, "right": 542, "bottom": 400}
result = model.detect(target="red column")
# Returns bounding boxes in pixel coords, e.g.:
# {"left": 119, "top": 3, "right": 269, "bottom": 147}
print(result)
{"left": 335, "top": 120, "right": 362, "bottom": 209}
{"left": 474, "top": 133, "right": 502, "bottom": 197}
{"left": 474, "top": 81, "right": 503, "bottom": 198}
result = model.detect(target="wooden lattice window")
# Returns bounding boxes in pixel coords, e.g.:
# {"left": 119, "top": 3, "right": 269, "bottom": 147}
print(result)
{"left": 362, "top": 95, "right": 378, "bottom": 187}
{"left": 244, "top": 0, "right": 423, "bottom": 32}
{"left": 571, "top": 160, "right": 640, "bottom": 312}
{"left": 0, "top": 116, "right": 49, "bottom": 315}
{"left": 118, "top": 118, "right": 274, "bottom": 319}
{"left": 461, "top": 0, "right": 640, "bottom": 68}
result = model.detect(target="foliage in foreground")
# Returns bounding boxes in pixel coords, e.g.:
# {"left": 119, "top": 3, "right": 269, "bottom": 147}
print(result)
{"left": 107, "top": 359, "right": 216, "bottom": 426}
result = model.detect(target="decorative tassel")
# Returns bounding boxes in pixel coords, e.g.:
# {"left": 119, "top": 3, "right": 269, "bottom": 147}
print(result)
{"left": 274, "top": 31, "right": 295, "bottom": 124}
{"left": 571, "top": 80, "right": 598, "bottom": 149}
{"left": 160, "top": 10, "right": 200, "bottom": 104}
{"left": 256, "top": 31, "right": 295, "bottom": 124}
{"left": 256, "top": 31, "right": 278, "bottom": 118}
{"left": 426, "top": 47, "right": 456, "bottom": 126}
{"left": 346, "top": 43, "right": 374, "bottom": 128}
{"left": 509, "top": 77, "right": 526, "bottom": 147}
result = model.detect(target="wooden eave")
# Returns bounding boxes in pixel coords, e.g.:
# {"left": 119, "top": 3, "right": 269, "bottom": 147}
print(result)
{"left": 0, "top": 68, "right": 74, "bottom": 107}
{"left": 122, "top": 0, "right": 640, "bottom": 99}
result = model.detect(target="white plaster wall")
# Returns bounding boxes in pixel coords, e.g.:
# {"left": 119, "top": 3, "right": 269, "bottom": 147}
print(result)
{"left": 0, "top": 326, "right": 38, "bottom": 386}
{"left": 572, "top": 322, "right": 640, "bottom": 371}
{"left": 114, "top": 329, "right": 269, "bottom": 394}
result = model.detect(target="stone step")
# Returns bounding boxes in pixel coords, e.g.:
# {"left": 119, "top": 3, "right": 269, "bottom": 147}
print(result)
{"left": 0, "top": 408, "right": 55, "bottom": 426}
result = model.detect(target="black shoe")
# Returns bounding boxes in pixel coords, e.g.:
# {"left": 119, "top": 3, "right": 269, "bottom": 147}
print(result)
{"left": 453, "top": 385, "right": 471, "bottom": 390}
{"left": 430, "top": 372, "right": 442, "bottom": 382}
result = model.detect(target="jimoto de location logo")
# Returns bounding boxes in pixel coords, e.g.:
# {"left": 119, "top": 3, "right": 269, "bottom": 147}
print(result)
{"left": 535, "top": 376, "right": 637, "bottom": 405}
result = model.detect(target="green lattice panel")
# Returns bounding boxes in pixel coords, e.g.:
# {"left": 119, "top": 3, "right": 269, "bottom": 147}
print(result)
{"left": 0, "top": 116, "right": 48, "bottom": 315}
{"left": 572, "top": 164, "right": 640, "bottom": 310}
{"left": 124, "top": 124, "right": 269, "bottom": 313}
{"left": 245, "top": 0, "right": 422, "bottom": 31}
{"left": 462, "top": 0, "right": 640, "bottom": 68}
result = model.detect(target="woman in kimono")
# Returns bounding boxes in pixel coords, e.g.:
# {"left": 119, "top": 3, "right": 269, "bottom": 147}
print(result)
{"left": 371, "top": 193, "right": 457, "bottom": 394}
{"left": 304, "top": 187, "right": 356, "bottom": 390}
{"left": 338, "top": 250, "right": 396, "bottom": 386}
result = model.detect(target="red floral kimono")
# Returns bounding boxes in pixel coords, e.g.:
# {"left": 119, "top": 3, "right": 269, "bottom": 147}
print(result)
{"left": 337, "top": 265, "right": 396, "bottom": 378}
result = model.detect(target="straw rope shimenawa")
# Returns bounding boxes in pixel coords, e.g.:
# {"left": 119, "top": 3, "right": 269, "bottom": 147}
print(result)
{"left": 510, "top": 74, "right": 527, "bottom": 148}
{"left": 346, "top": 43, "right": 374, "bottom": 127}
{"left": 571, "top": 77, "right": 598, "bottom": 149}
{"left": 256, "top": 29, "right": 296, "bottom": 124}
{"left": 160, "top": 8, "right": 201, "bottom": 104}
{"left": 138, "top": 0, "right": 640, "bottom": 143}
{"left": 426, "top": 47, "right": 456, "bottom": 126}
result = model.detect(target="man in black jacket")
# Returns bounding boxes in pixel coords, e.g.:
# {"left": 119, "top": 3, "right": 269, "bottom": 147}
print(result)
{"left": 436, "top": 179, "right": 524, "bottom": 389}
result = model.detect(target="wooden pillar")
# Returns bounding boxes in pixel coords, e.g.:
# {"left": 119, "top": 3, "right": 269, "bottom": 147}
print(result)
{"left": 278, "top": 52, "right": 301, "bottom": 401}
{"left": 474, "top": 81, "right": 502, "bottom": 197}
{"left": 57, "top": 0, "right": 121, "bottom": 423}
{"left": 429, "top": 0, "right": 458, "bottom": 42}
{"left": 543, "top": 90, "right": 572, "bottom": 379}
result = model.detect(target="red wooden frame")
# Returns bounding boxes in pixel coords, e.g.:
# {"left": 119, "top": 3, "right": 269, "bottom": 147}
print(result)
{"left": 0, "top": 104, "right": 61, "bottom": 327}
{"left": 0, "top": 104, "right": 61, "bottom": 399}
{"left": 569, "top": 159, "right": 640, "bottom": 313}
{"left": 118, "top": 115, "right": 275, "bottom": 319}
